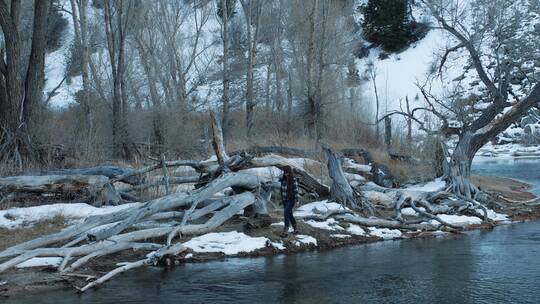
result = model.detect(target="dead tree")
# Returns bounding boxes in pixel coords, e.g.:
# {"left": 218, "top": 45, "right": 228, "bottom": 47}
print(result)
{"left": 324, "top": 147, "right": 373, "bottom": 214}
{"left": 0, "top": 175, "right": 121, "bottom": 206}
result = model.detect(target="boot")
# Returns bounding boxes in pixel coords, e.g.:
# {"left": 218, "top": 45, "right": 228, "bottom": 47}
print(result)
{"left": 292, "top": 226, "right": 299, "bottom": 235}
{"left": 280, "top": 227, "right": 289, "bottom": 238}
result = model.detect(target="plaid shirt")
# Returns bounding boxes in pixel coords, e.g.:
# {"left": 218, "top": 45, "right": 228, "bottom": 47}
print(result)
{"left": 280, "top": 177, "right": 300, "bottom": 204}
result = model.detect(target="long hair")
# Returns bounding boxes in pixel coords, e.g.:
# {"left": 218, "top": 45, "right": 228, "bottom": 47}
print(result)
{"left": 283, "top": 166, "right": 295, "bottom": 200}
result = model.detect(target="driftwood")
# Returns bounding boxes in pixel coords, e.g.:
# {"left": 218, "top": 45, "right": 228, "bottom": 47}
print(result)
{"left": 325, "top": 148, "right": 374, "bottom": 214}
{"left": 45, "top": 166, "right": 143, "bottom": 185}
{"left": 0, "top": 175, "right": 121, "bottom": 206}
{"left": 234, "top": 154, "right": 330, "bottom": 197}
{"left": 337, "top": 214, "right": 439, "bottom": 231}
{"left": 79, "top": 243, "right": 187, "bottom": 292}
{"left": 210, "top": 111, "right": 229, "bottom": 167}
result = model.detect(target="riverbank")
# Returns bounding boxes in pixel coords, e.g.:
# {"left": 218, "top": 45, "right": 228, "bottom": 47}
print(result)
{"left": 1, "top": 174, "right": 538, "bottom": 299}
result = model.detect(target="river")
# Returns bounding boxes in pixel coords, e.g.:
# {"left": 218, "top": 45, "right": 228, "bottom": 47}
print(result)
{"left": 7, "top": 159, "right": 540, "bottom": 304}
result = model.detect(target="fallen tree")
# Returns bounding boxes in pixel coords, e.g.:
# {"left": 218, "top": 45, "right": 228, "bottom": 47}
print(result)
{"left": 0, "top": 175, "right": 121, "bottom": 206}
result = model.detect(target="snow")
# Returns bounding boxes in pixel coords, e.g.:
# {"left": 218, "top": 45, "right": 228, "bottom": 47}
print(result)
{"left": 304, "top": 218, "right": 344, "bottom": 231}
{"left": 294, "top": 235, "right": 318, "bottom": 246}
{"left": 294, "top": 200, "right": 347, "bottom": 218}
{"left": 270, "top": 241, "right": 286, "bottom": 250}
{"left": 476, "top": 142, "right": 540, "bottom": 160}
{"left": 0, "top": 203, "right": 141, "bottom": 229}
{"left": 346, "top": 224, "right": 367, "bottom": 236}
{"left": 184, "top": 253, "right": 193, "bottom": 259}
{"left": 45, "top": 1, "right": 81, "bottom": 108}
{"left": 368, "top": 227, "right": 402, "bottom": 240}
{"left": 359, "top": 29, "right": 447, "bottom": 112}
{"left": 430, "top": 214, "right": 482, "bottom": 226}
{"left": 16, "top": 257, "right": 62, "bottom": 268}
{"left": 486, "top": 209, "right": 509, "bottom": 222}
{"left": 183, "top": 231, "right": 269, "bottom": 255}
{"left": 405, "top": 178, "right": 445, "bottom": 192}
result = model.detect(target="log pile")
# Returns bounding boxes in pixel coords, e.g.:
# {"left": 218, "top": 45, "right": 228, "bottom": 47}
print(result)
{"left": 0, "top": 112, "right": 518, "bottom": 292}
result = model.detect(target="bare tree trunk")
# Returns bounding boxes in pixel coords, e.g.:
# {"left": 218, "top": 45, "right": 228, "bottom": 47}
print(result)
{"left": 0, "top": 2, "right": 23, "bottom": 130}
{"left": 265, "top": 63, "right": 271, "bottom": 115}
{"left": 220, "top": 0, "right": 230, "bottom": 138}
{"left": 405, "top": 96, "right": 412, "bottom": 142}
{"left": 70, "top": 0, "right": 94, "bottom": 152}
{"left": 305, "top": 0, "right": 318, "bottom": 139}
{"left": 104, "top": 0, "right": 131, "bottom": 159}
{"left": 241, "top": 0, "right": 261, "bottom": 139}
{"left": 287, "top": 68, "right": 293, "bottom": 134}
{"left": 23, "top": 0, "right": 49, "bottom": 134}
{"left": 384, "top": 117, "right": 392, "bottom": 150}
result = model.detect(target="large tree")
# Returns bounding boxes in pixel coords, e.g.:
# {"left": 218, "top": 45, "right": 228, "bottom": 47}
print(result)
{"left": 385, "top": 0, "right": 539, "bottom": 200}
{"left": 0, "top": 0, "right": 50, "bottom": 171}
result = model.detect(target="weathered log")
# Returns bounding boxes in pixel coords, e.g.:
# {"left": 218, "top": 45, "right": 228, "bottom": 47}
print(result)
{"left": 79, "top": 243, "right": 187, "bottom": 292}
{"left": 62, "top": 242, "right": 162, "bottom": 273}
{"left": 230, "top": 146, "right": 369, "bottom": 160}
{"left": 210, "top": 111, "right": 229, "bottom": 167}
{"left": 125, "top": 176, "right": 199, "bottom": 193}
{"left": 325, "top": 148, "right": 374, "bottom": 214}
{"left": 230, "top": 146, "right": 320, "bottom": 158}
{"left": 337, "top": 214, "right": 439, "bottom": 231}
{"left": 0, "top": 175, "right": 120, "bottom": 206}
{"left": 111, "top": 159, "right": 208, "bottom": 184}
{"left": 45, "top": 166, "right": 143, "bottom": 185}
{"left": 234, "top": 154, "right": 330, "bottom": 197}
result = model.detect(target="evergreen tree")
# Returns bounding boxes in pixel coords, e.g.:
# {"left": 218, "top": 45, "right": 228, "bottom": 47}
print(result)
{"left": 362, "top": 0, "right": 411, "bottom": 52}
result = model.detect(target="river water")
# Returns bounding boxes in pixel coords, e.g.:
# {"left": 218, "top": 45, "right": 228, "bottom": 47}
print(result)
{"left": 7, "top": 159, "right": 540, "bottom": 304}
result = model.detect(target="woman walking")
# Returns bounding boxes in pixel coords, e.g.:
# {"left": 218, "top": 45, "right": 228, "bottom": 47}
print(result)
{"left": 280, "top": 166, "right": 300, "bottom": 237}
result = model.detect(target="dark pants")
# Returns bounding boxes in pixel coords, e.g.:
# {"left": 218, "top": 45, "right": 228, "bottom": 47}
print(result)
{"left": 284, "top": 200, "right": 296, "bottom": 230}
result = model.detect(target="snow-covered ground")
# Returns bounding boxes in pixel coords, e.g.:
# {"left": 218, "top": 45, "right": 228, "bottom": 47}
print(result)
{"left": 0, "top": 203, "right": 140, "bottom": 229}
{"left": 405, "top": 178, "right": 445, "bottom": 192}
{"left": 183, "top": 231, "right": 271, "bottom": 255}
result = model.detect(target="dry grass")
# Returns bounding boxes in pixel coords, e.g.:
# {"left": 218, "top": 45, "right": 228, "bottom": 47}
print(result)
{"left": 0, "top": 215, "right": 66, "bottom": 251}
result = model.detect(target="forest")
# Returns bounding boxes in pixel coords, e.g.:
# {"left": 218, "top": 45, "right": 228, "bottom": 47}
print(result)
{"left": 0, "top": 0, "right": 539, "bottom": 295}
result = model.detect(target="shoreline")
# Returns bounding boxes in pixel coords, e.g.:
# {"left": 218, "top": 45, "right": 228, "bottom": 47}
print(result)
{"left": 1, "top": 175, "right": 539, "bottom": 299}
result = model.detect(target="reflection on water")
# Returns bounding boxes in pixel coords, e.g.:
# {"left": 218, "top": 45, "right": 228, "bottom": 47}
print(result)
{"left": 6, "top": 160, "right": 540, "bottom": 304}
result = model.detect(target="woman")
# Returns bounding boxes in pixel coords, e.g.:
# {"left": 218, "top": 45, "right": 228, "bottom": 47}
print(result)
{"left": 280, "top": 166, "right": 300, "bottom": 237}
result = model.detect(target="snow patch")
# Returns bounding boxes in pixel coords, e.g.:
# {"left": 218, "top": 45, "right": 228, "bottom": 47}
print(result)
{"left": 486, "top": 209, "right": 509, "bottom": 222}
{"left": 368, "top": 227, "right": 402, "bottom": 240}
{"left": 183, "top": 231, "right": 268, "bottom": 255}
{"left": 304, "top": 218, "right": 344, "bottom": 231}
{"left": 405, "top": 178, "right": 445, "bottom": 192}
{"left": 294, "top": 200, "right": 347, "bottom": 218}
{"left": 0, "top": 203, "right": 141, "bottom": 229}
{"left": 430, "top": 214, "right": 482, "bottom": 226}
{"left": 270, "top": 241, "right": 286, "bottom": 250}
{"left": 294, "top": 235, "right": 317, "bottom": 246}
{"left": 346, "top": 224, "right": 367, "bottom": 236}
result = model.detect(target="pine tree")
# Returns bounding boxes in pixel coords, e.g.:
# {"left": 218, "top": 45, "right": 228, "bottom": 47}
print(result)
{"left": 362, "top": 0, "right": 411, "bottom": 52}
